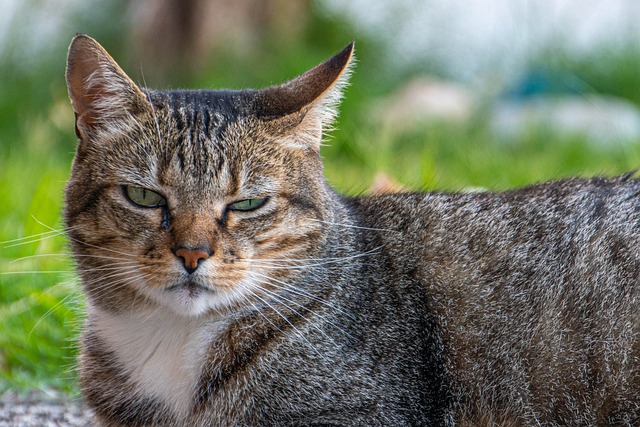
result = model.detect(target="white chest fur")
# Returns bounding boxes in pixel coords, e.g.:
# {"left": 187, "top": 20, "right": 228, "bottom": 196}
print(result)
{"left": 92, "top": 307, "right": 224, "bottom": 416}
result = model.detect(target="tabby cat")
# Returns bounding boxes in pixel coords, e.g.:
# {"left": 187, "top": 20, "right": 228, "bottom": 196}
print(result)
{"left": 65, "top": 34, "right": 640, "bottom": 426}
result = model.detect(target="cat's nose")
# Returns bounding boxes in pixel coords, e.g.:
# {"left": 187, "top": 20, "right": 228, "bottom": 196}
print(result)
{"left": 173, "top": 247, "right": 211, "bottom": 274}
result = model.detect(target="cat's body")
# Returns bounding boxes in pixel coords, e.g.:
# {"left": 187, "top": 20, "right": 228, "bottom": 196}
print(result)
{"left": 65, "top": 35, "right": 640, "bottom": 426}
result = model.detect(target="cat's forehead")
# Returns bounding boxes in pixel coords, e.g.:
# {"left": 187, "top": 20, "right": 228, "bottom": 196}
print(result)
{"left": 138, "top": 89, "right": 280, "bottom": 196}
{"left": 149, "top": 89, "right": 256, "bottom": 126}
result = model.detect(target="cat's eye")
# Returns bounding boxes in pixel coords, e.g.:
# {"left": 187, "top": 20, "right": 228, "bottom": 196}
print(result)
{"left": 124, "top": 186, "right": 166, "bottom": 208}
{"left": 228, "top": 197, "right": 268, "bottom": 212}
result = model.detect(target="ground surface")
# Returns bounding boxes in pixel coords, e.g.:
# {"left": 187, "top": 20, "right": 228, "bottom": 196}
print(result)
{"left": 0, "top": 391, "right": 89, "bottom": 427}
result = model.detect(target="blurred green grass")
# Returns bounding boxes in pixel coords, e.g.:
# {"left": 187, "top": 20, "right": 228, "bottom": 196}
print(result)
{"left": 2, "top": 13, "right": 640, "bottom": 395}
{"left": 0, "top": 91, "right": 81, "bottom": 393}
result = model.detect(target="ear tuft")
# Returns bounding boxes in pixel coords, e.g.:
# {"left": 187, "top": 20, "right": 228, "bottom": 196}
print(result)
{"left": 66, "top": 34, "right": 150, "bottom": 139}
{"left": 255, "top": 42, "right": 355, "bottom": 151}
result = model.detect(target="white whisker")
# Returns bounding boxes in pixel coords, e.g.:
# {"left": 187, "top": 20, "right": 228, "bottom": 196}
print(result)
{"left": 9, "top": 253, "right": 73, "bottom": 264}
{"left": 0, "top": 270, "right": 71, "bottom": 275}
{"left": 36, "top": 221, "right": 140, "bottom": 259}
{"left": 257, "top": 283, "right": 352, "bottom": 343}
{"left": 8, "top": 252, "right": 134, "bottom": 266}
{"left": 250, "top": 292, "right": 329, "bottom": 364}
{"left": 249, "top": 271, "right": 356, "bottom": 321}
{"left": 1, "top": 224, "right": 73, "bottom": 248}
{"left": 248, "top": 246, "right": 382, "bottom": 270}
{"left": 29, "top": 290, "right": 80, "bottom": 340}
{"left": 309, "top": 218, "right": 399, "bottom": 233}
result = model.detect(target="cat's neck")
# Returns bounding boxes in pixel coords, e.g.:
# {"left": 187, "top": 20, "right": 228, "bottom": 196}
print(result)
{"left": 90, "top": 304, "right": 227, "bottom": 417}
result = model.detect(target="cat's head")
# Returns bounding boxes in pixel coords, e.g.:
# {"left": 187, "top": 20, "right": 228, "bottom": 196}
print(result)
{"left": 64, "top": 34, "right": 353, "bottom": 316}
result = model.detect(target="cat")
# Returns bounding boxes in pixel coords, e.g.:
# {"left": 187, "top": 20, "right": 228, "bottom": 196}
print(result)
{"left": 64, "top": 33, "right": 640, "bottom": 426}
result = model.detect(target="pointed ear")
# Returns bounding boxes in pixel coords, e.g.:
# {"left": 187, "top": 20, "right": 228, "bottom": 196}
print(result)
{"left": 66, "top": 34, "right": 151, "bottom": 141}
{"left": 255, "top": 42, "right": 355, "bottom": 151}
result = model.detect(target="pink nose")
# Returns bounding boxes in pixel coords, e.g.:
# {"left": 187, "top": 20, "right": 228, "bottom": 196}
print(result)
{"left": 174, "top": 247, "right": 210, "bottom": 274}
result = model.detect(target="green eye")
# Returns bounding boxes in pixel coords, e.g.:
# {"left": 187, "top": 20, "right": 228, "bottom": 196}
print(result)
{"left": 228, "top": 197, "right": 268, "bottom": 212}
{"left": 124, "top": 186, "right": 166, "bottom": 208}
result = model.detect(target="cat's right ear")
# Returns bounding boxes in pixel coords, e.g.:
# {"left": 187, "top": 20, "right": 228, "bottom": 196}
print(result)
{"left": 66, "top": 34, "right": 150, "bottom": 141}
{"left": 255, "top": 42, "right": 355, "bottom": 152}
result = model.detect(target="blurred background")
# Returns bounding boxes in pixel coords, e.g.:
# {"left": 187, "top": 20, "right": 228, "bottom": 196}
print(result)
{"left": 3, "top": 0, "right": 640, "bottom": 396}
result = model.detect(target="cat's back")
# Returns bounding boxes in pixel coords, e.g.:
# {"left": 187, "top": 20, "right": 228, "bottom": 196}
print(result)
{"left": 351, "top": 174, "right": 640, "bottom": 279}
{"left": 347, "top": 175, "right": 640, "bottom": 425}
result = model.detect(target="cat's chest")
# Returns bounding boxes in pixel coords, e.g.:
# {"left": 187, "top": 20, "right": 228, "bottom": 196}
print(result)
{"left": 92, "top": 307, "right": 225, "bottom": 416}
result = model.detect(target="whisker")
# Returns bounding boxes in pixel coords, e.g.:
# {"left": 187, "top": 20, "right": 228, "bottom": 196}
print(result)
{"left": 309, "top": 218, "right": 399, "bottom": 233}
{"left": 248, "top": 246, "right": 382, "bottom": 270}
{"left": 78, "top": 264, "right": 141, "bottom": 275}
{"left": 9, "top": 253, "right": 73, "bottom": 264}
{"left": 1, "top": 228, "right": 69, "bottom": 248}
{"left": 86, "top": 274, "right": 146, "bottom": 301}
{"left": 1, "top": 231, "right": 60, "bottom": 246}
{"left": 2, "top": 259, "right": 140, "bottom": 277}
{"left": 258, "top": 283, "right": 353, "bottom": 343}
{"left": 78, "top": 263, "right": 141, "bottom": 282}
{"left": 29, "top": 290, "right": 81, "bottom": 340}
{"left": 80, "top": 267, "right": 142, "bottom": 288}
{"left": 1, "top": 229, "right": 62, "bottom": 243}
{"left": 250, "top": 291, "right": 329, "bottom": 364}
{"left": 10, "top": 253, "right": 133, "bottom": 264}
{"left": 0, "top": 270, "right": 71, "bottom": 276}
{"left": 34, "top": 221, "right": 138, "bottom": 259}
{"left": 249, "top": 271, "right": 356, "bottom": 321}
{"left": 0, "top": 281, "right": 76, "bottom": 321}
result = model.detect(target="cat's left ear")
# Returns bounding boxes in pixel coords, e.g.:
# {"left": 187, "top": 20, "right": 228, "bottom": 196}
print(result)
{"left": 255, "top": 42, "right": 355, "bottom": 152}
{"left": 66, "top": 34, "right": 151, "bottom": 142}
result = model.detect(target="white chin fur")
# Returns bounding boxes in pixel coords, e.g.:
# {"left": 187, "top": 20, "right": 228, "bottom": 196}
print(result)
{"left": 159, "top": 286, "right": 222, "bottom": 317}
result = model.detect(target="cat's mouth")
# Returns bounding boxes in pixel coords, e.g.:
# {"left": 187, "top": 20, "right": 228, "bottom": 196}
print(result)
{"left": 144, "top": 267, "right": 250, "bottom": 315}
{"left": 165, "top": 280, "right": 214, "bottom": 295}
{"left": 144, "top": 277, "right": 226, "bottom": 316}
